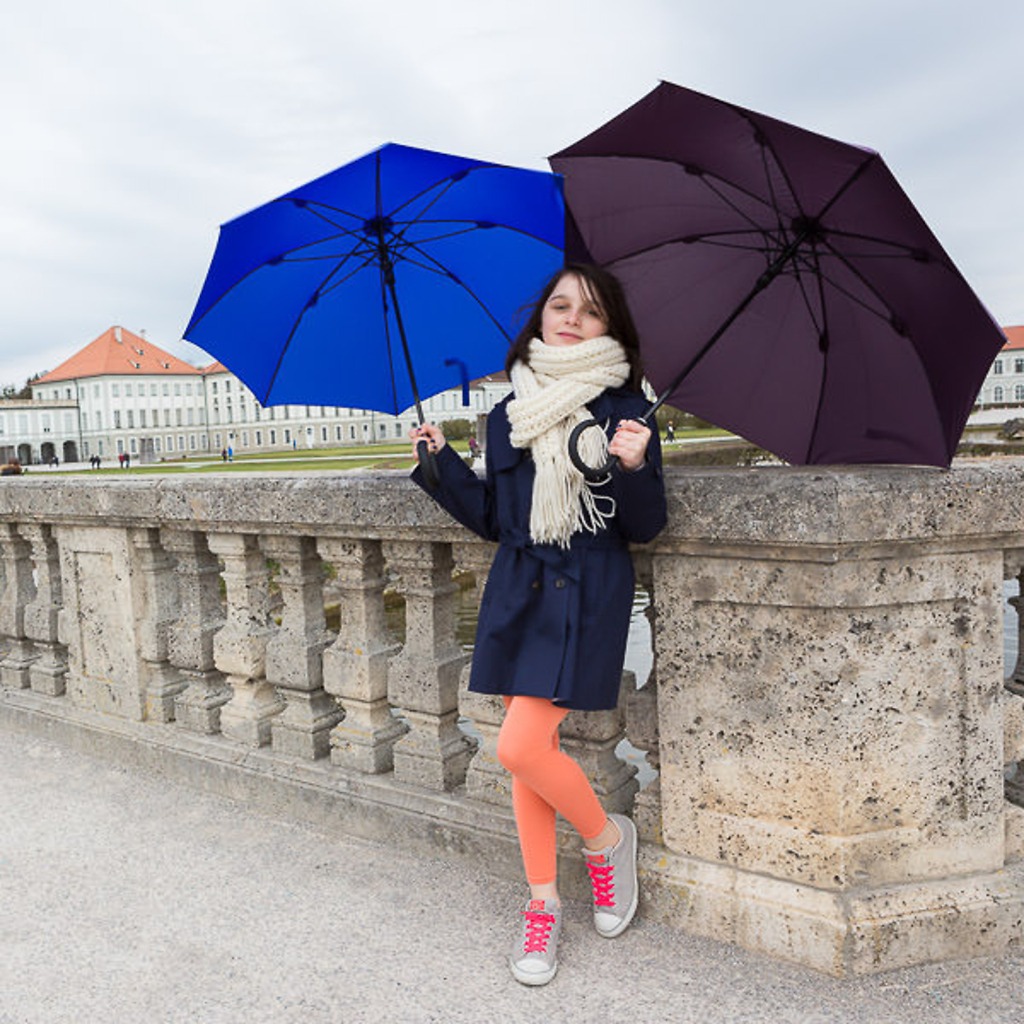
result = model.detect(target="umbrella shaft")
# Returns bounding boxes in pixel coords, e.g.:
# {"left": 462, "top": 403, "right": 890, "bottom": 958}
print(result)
{"left": 380, "top": 260, "right": 427, "bottom": 425}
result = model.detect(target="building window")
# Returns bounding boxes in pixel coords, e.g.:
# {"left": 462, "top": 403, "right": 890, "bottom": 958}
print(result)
{"left": 126, "top": 383, "right": 133, "bottom": 397}
{"left": 994, "top": 386, "right": 1004, "bottom": 402}
{"left": 1015, "top": 385, "right": 1024, "bottom": 401}
{"left": 127, "top": 410, "right": 134, "bottom": 428}
{"left": 994, "top": 360, "right": 1004, "bottom": 375}
{"left": 112, "top": 384, "right": 120, "bottom": 397}
{"left": 1015, "top": 359, "right": 1024, "bottom": 374}
{"left": 114, "top": 410, "right": 122, "bottom": 428}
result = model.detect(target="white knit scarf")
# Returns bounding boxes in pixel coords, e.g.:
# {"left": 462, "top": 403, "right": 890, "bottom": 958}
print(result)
{"left": 507, "top": 336, "right": 630, "bottom": 549}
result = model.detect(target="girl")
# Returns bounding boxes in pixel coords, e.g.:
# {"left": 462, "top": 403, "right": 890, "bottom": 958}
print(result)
{"left": 410, "top": 264, "right": 667, "bottom": 986}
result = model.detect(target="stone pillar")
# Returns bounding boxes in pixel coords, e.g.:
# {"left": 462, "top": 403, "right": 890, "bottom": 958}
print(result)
{"left": 21, "top": 524, "right": 68, "bottom": 697}
{"left": 384, "top": 539, "right": 474, "bottom": 790}
{"left": 129, "top": 528, "right": 187, "bottom": 721}
{"left": 163, "top": 528, "right": 231, "bottom": 733}
{"left": 457, "top": 542, "right": 508, "bottom": 804}
{"left": 261, "top": 534, "right": 340, "bottom": 759}
{"left": 318, "top": 537, "right": 405, "bottom": 773}
{"left": 208, "top": 532, "right": 283, "bottom": 746}
{"left": 649, "top": 538, "right": 1011, "bottom": 975}
{"left": 0, "top": 523, "right": 38, "bottom": 688}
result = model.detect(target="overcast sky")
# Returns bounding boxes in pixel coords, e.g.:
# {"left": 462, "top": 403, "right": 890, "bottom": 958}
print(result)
{"left": 2, "top": 0, "right": 1021, "bottom": 388}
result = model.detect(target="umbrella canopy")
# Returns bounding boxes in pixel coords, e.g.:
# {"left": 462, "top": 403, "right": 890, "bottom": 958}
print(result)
{"left": 185, "top": 143, "right": 566, "bottom": 418}
{"left": 551, "top": 81, "right": 1007, "bottom": 467}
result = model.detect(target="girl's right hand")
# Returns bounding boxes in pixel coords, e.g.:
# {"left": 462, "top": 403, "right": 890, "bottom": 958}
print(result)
{"left": 409, "top": 423, "right": 447, "bottom": 460}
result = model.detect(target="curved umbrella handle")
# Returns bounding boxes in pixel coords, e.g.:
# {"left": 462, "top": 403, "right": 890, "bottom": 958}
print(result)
{"left": 417, "top": 439, "right": 441, "bottom": 490}
{"left": 568, "top": 418, "right": 619, "bottom": 481}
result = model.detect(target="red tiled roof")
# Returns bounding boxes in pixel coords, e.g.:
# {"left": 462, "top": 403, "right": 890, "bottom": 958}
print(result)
{"left": 1001, "top": 326, "right": 1024, "bottom": 351}
{"left": 202, "top": 361, "right": 230, "bottom": 374}
{"left": 36, "top": 327, "right": 202, "bottom": 383}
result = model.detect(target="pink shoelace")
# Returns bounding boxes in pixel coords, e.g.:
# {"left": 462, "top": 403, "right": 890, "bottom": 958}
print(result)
{"left": 586, "top": 853, "right": 616, "bottom": 908}
{"left": 521, "top": 904, "right": 556, "bottom": 953}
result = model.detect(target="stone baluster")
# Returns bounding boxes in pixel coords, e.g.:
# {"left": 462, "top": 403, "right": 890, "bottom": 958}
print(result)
{"left": 129, "top": 528, "right": 187, "bottom": 721}
{"left": 1006, "top": 560, "right": 1024, "bottom": 698}
{"left": 562, "top": 684, "right": 639, "bottom": 817}
{"left": 22, "top": 523, "right": 68, "bottom": 697}
{"left": 0, "top": 523, "right": 38, "bottom": 688}
{"left": 626, "top": 550, "right": 662, "bottom": 842}
{"left": 1002, "top": 556, "right": 1024, "bottom": 805}
{"left": 317, "top": 537, "right": 405, "bottom": 772}
{"left": 457, "top": 541, "right": 509, "bottom": 804}
{"left": 383, "top": 539, "right": 474, "bottom": 790}
{"left": 207, "top": 532, "right": 283, "bottom": 746}
{"left": 261, "top": 534, "right": 340, "bottom": 759}
{"left": 163, "top": 528, "right": 231, "bottom": 733}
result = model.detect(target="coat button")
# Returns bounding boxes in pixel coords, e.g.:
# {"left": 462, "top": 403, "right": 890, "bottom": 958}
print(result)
{"left": 531, "top": 580, "right": 541, "bottom": 590}
{"left": 554, "top": 578, "right": 566, "bottom": 589}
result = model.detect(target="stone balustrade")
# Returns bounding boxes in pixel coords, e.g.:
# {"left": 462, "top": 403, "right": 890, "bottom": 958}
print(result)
{"left": 2, "top": 462, "right": 1024, "bottom": 976}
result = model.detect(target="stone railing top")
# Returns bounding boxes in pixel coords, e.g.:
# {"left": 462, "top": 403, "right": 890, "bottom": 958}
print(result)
{"left": 2, "top": 459, "right": 1024, "bottom": 552}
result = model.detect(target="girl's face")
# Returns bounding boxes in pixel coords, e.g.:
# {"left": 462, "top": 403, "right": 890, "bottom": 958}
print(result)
{"left": 540, "top": 274, "right": 608, "bottom": 347}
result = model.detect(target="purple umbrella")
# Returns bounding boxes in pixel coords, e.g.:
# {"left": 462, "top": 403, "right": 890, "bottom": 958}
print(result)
{"left": 551, "top": 81, "right": 1006, "bottom": 471}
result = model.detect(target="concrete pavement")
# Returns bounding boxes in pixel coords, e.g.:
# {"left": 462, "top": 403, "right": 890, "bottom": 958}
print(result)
{"left": 2, "top": 721, "right": 1024, "bottom": 1024}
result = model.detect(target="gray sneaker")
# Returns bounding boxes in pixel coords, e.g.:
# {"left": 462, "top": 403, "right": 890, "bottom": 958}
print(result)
{"left": 509, "top": 898, "right": 562, "bottom": 986}
{"left": 582, "top": 813, "right": 638, "bottom": 938}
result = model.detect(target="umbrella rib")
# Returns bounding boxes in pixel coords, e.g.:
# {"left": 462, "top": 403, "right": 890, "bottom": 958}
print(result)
{"left": 259, "top": 259, "right": 345, "bottom": 405}
{"left": 391, "top": 217, "right": 566, "bottom": 250}
{"left": 755, "top": 131, "right": 796, "bottom": 253}
{"left": 186, "top": 230, "right": 372, "bottom": 334}
{"left": 398, "top": 239, "right": 515, "bottom": 342}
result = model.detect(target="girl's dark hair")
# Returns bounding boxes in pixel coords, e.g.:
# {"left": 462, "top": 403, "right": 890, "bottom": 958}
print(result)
{"left": 504, "top": 263, "right": 643, "bottom": 391}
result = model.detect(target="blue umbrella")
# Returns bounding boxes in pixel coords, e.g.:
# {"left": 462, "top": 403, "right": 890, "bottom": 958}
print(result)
{"left": 184, "top": 142, "right": 566, "bottom": 482}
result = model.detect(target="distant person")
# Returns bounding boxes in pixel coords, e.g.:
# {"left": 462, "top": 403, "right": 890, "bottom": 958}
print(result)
{"left": 124, "top": 453, "right": 131, "bottom": 469}
{"left": 468, "top": 435, "right": 480, "bottom": 458}
{"left": 665, "top": 421, "right": 675, "bottom": 442}
{"left": 221, "top": 448, "right": 228, "bottom": 462}
{"left": 227, "top": 446, "right": 233, "bottom": 462}
{"left": 1, "top": 458, "right": 22, "bottom": 476}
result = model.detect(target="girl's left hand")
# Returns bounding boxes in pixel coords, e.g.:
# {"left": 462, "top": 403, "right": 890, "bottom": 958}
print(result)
{"left": 609, "top": 419, "right": 652, "bottom": 472}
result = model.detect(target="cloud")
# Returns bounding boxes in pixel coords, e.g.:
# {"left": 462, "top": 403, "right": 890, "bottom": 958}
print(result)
{"left": 0, "top": 0, "right": 1021, "bottom": 389}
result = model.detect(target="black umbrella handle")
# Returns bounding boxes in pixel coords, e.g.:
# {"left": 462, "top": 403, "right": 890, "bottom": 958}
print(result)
{"left": 417, "top": 439, "right": 441, "bottom": 490}
{"left": 568, "top": 418, "right": 619, "bottom": 481}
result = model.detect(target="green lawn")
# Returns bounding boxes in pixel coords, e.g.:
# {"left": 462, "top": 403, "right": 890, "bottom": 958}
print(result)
{"left": 59, "top": 428, "right": 729, "bottom": 476}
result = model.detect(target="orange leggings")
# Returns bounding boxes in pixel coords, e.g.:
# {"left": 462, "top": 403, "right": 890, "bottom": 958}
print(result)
{"left": 497, "top": 695, "right": 608, "bottom": 886}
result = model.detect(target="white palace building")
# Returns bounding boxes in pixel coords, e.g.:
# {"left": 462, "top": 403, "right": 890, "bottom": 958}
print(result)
{"left": 3, "top": 326, "right": 510, "bottom": 466}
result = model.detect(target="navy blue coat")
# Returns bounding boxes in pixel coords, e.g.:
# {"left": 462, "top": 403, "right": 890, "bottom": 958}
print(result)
{"left": 413, "top": 388, "right": 667, "bottom": 711}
